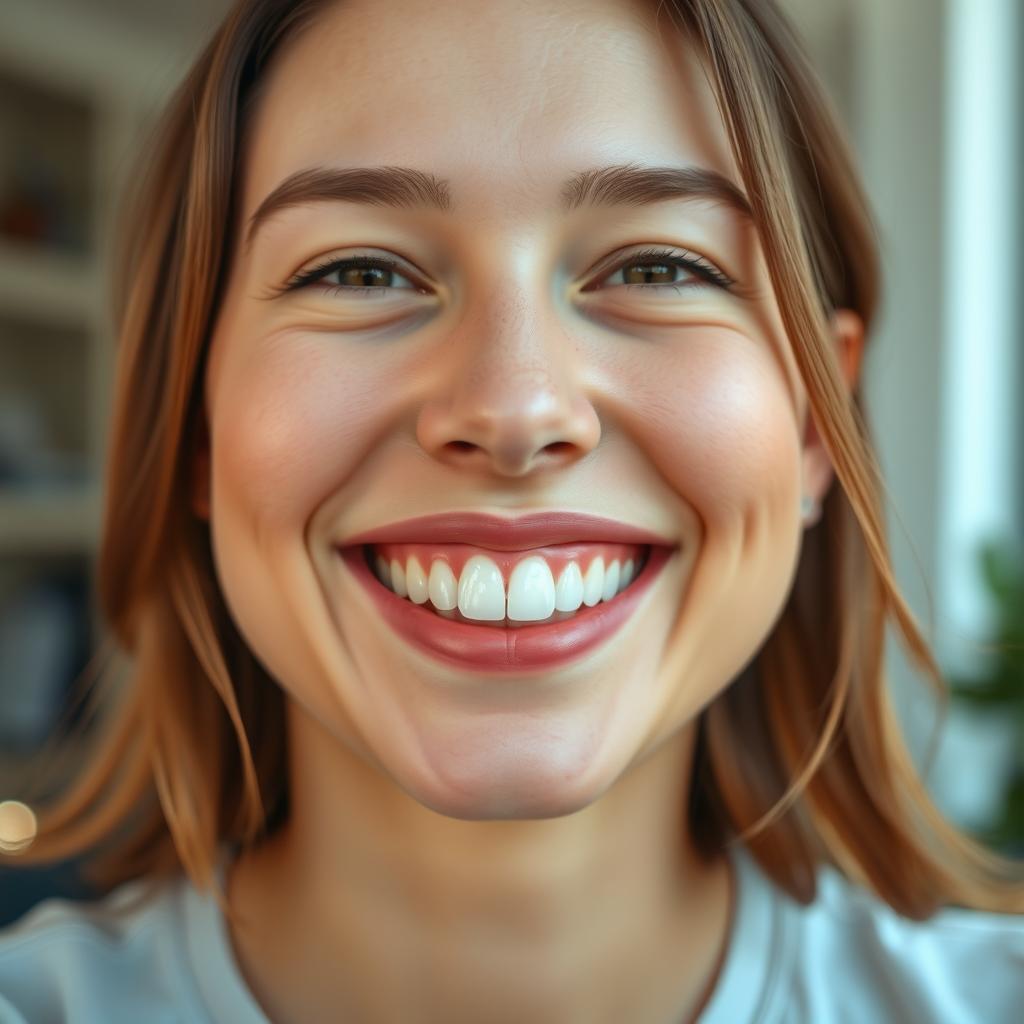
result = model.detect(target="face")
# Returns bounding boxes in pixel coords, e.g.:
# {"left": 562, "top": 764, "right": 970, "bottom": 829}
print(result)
{"left": 196, "top": 0, "right": 832, "bottom": 821}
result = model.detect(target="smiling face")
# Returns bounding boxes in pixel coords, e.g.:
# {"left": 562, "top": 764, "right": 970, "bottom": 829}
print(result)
{"left": 196, "top": 0, "right": 827, "bottom": 821}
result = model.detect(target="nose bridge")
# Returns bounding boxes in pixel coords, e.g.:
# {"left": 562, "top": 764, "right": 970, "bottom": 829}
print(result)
{"left": 416, "top": 267, "right": 601, "bottom": 477}
{"left": 461, "top": 281, "right": 563, "bottom": 410}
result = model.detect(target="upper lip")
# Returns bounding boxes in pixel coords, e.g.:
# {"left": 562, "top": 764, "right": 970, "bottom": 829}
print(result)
{"left": 339, "top": 511, "right": 675, "bottom": 551}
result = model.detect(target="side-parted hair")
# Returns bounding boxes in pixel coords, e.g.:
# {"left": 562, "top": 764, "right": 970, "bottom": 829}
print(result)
{"left": 9, "top": 0, "right": 1022, "bottom": 922}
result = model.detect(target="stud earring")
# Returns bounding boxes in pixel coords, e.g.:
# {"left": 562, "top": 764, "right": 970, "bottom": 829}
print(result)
{"left": 800, "top": 494, "right": 817, "bottom": 520}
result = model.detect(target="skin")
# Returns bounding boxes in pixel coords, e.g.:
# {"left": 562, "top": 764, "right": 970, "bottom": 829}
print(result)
{"left": 192, "top": 0, "right": 864, "bottom": 1020}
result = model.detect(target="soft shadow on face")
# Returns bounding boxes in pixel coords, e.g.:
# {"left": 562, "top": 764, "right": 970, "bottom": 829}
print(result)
{"left": 198, "top": 0, "right": 810, "bottom": 821}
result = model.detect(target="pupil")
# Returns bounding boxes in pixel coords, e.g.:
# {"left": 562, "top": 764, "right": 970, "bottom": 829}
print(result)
{"left": 343, "top": 266, "right": 390, "bottom": 287}
{"left": 623, "top": 262, "right": 674, "bottom": 285}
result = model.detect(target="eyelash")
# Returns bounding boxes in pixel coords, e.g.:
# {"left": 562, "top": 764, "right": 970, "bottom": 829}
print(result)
{"left": 278, "top": 246, "right": 735, "bottom": 297}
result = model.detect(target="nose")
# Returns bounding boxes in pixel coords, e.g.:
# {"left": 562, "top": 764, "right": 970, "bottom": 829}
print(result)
{"left": 416, "top": 285, "right": 602, "bottom": 478}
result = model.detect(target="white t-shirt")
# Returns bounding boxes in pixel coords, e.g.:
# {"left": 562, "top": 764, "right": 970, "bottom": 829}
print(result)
{"left": 0, "top": 842, "right": 1021, "bottom": 1023}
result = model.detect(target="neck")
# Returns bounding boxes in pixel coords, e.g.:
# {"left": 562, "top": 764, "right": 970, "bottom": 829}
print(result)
{"left": 226, "top": 706, "right": 735, "bottom": 1024}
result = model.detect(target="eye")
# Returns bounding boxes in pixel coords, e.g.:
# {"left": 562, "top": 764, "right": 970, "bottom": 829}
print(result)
{"left": 275, "top": 245, "right": 735, "bottom": 300}
{"left": 587, "top": 246, "right": 735, "bottom": 294}
{"left": 280, "top": 254, "right": 424, "bottom": 296}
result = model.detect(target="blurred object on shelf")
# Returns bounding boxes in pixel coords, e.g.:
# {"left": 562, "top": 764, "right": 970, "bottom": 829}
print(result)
{"left": 0, "top": 308, "right": 92, "bottom": 493}
{"left": 0, "top": 68, "right": 91, "bottom": 259}
{"left": 0, "top": 387, "right": 90, "bottom": 491}
{"left": 0, "top": 564, "right": 90, "bottom": 751}
{"left": 0, "top": 156, "right": 82, "bottom": 251}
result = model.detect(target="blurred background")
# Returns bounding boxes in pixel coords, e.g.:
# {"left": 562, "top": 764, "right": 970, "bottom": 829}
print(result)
{"left": 0, "top": 0, "right": 1021, "bottom": 925}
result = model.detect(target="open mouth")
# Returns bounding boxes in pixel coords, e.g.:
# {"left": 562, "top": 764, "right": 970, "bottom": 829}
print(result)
{"left": 337, "top": 541, "right": 674, "bottom": 672}
{"left": 361, "top": 541, "right": 653, "bottom": 629}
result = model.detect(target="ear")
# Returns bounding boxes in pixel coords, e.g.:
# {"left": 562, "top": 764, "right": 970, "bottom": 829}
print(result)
{"left": 800, "top": 308, "right": 865, "bottom": 525}
{"left": 191, "top": 408, "right": 211, "bottom": 521}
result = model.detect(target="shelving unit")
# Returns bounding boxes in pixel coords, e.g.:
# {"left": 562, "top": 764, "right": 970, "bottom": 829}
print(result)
{"left": 0, "top": 0, "right": 191, "bottom": 803}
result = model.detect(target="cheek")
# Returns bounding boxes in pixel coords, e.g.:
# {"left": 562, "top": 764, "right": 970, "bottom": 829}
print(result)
{"left": 611, "top": 329, "right": 805, "bottom": 730}
{"left": 204, "top": 333, "right": 406, "bottom": 716}
{"left": 209, "top": 336, "right": 398, "bottom": 528}
{"left": 619, "top": 328, "right": 801, "bottom": 520}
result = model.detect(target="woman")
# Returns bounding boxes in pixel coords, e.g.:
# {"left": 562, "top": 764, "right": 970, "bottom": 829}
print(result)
{"left": 1, "top": 0, "right": 1021, "bottom": 1021}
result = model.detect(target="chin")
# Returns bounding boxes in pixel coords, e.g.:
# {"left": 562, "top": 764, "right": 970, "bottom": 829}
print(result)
{"left": 398, "top": 750, "right": 612, "bottom": 822}
{"left": 413, "top": 787, "right": 602, "bottom": 823}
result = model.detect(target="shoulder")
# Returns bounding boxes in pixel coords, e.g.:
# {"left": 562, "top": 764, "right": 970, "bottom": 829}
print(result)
{"left": 701, "top": 847, "right": 1024, "bottom": 1024}
{"left": 0, "top": 873, "right": 208, "bottom": 1023}
{"left": 788, "top": 864, "right": 1024, "bottom": 1022}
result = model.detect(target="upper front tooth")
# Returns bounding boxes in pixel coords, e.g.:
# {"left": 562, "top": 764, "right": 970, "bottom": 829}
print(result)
{"left": 457, "top": 555, "right": 506, "bottom": 620}
{"left": 507, "top": 556, "right": 556, "bottom": 621}
{"left": 377, "top": 548, "right": 641, "bottom": 616}
{"left": 582, "top": 556, "right": 605, "bottom": 606}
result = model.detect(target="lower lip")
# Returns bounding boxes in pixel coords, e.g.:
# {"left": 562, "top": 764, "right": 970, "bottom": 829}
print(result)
{"left": 336, "top": 543, "right": 674, "bottom": 673}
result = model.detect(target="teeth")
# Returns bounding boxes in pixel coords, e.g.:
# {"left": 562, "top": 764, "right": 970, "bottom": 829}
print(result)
{"left": 389, "top": 557, "right": 408, "bottom": 598}
{"left": 601, "top": 560, "right": 621, "bottom": 602}
{"left": 427, "top": 560, "right": 458, "bottom": 610}
{"left": 457, "top": 555, "right": 506, "bottom": 620}
{"left": 622, "top": 558, "right": 635, "bottom": 587}
{"left": 507, "top": 556, "right": 556, "bottom": 621}
{"left": 405, "top": 555, "right": 430, "bottom": 604}
{"left": 554, "top": 561, "right": 584, "bottom": 612}
{"left": 582, "top": 556, "right": 605, "bottom": 607}
{"left": 371, "top": 548, "right": 646, "bottom": 623}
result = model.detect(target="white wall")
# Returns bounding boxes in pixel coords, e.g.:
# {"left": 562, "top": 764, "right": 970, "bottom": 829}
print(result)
{"left": 783, "top": 0, "right": 1023, "bottom": 829}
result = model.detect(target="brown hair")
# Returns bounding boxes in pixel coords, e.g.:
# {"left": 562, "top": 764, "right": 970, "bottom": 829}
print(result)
{"left": 7, "top": 0, "right": 1022, "bottom": 922}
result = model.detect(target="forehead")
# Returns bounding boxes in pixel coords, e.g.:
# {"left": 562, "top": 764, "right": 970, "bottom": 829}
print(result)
{"left": 241, "top": 0, "right": 740, "bottom": 218}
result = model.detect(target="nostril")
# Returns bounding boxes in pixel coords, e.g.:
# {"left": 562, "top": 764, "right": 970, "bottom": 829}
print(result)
{"left": 544, "top": 442, "right": 574, "bottom": 456}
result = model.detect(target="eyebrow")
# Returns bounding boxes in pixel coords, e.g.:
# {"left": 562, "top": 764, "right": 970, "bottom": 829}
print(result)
{"left": 243, "top": 162, "right": 753, "bottom": 252}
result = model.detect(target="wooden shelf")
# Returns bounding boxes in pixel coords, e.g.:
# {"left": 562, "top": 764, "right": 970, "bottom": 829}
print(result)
{"left": 0, "top": 485, "right": 101, "bottom": 554}
{"left": 0, "top": 2, "right": 189, "bottom": 766}
{"left": 0, "top": 238, "right": 97, "bottom": 329}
